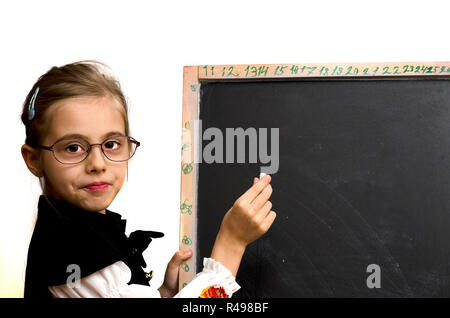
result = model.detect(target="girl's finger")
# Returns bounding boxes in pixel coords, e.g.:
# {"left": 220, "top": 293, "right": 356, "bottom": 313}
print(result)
{"left": 251, "top": 183, "right": 273, "bottom": 209}
{"left": 255, "top": 200, "right": 272, "bottom": 222}
{"left": 260, "top": 210, "right": 277, "bottom": 233}
{"left": 239, "top": 174, "right": 271, "bottom": 204}
{"left": 168, "top": 250, "right": 192, "bottom": 269}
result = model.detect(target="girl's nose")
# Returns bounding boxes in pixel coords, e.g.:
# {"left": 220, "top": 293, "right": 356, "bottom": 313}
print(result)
{"left": 84, "top": 145, "right": 107, "bottom": 172}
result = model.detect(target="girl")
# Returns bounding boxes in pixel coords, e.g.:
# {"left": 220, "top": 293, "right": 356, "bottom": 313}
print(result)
{"left": 20, "top": 60, "right": 276, "bottom": 298}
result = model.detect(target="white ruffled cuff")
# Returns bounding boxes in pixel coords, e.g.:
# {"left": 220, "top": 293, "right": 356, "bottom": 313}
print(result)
{"left": 201, "top": 258, "right": 241, "bottom": 296}
{"left": 174, "top": 257, "right": 241, "bottom": 298}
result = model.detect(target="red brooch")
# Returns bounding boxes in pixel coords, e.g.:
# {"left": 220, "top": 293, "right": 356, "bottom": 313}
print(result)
{"left": 199, "top": 285, "right": 229, "bottom": 298}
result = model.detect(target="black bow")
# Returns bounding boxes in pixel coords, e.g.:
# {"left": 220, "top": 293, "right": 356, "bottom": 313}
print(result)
{"left": 127, "top": 230, "right": 164, "bottom": 268}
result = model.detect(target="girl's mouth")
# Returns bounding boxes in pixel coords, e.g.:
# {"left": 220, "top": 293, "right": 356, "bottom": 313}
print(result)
{"left": 85, "top": 182, "right": 109, "bottom": 192}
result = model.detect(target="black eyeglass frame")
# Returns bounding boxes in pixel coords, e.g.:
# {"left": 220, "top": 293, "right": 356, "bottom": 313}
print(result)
{"left": 38, "top": 135, "right": 141, "bottom": 165}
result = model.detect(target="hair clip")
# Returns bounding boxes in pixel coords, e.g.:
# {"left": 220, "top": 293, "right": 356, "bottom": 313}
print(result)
{"left": 28, "top": 86, "right": 39, "bottom": 120}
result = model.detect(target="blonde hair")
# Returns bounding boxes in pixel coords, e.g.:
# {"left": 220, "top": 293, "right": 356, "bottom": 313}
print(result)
{"left": 21, "top": 60, "right": 130, "bottom": 147}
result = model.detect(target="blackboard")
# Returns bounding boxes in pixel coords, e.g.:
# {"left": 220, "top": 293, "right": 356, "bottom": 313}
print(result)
{"left": 179, "top": 62, "right": 450, "bottom": 297}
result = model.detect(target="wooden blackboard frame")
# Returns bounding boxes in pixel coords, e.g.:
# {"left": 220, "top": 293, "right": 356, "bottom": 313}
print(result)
{"left": 178, "top": 61, "right": 450, "bottom": 290}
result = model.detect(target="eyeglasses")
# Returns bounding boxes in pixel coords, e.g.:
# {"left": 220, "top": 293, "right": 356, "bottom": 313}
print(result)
{"left": 39, "top": 135, "right": 140, "bottom": 164}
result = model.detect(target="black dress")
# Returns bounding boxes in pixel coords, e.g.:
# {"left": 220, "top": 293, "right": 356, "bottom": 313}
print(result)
{"left": 24, "top": 195, "right": 163, "bottom": 298}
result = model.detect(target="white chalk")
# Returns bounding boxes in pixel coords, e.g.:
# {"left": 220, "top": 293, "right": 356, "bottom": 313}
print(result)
{"left": 259, "top": 172, "right": 267, "bottom": 179}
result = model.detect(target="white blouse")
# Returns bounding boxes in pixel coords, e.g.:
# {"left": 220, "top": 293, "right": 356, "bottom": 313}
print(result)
{"left": 48, "top": 258, "right": 240, "bottom": 298}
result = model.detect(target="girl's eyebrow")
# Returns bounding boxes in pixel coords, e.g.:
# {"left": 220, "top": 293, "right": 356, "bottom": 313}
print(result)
{"left": 54, "top": 131, "right": 126, "bottom": 143}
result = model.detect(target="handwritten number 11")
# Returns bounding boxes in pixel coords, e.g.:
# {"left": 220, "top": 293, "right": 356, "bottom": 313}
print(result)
{"left": 202, "top": 66, "right": 215, "bottom": 76}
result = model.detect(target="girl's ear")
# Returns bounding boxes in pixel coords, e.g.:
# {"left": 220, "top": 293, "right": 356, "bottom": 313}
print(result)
{"left": 21, "top": 144, "right": 43, "bottom": 177}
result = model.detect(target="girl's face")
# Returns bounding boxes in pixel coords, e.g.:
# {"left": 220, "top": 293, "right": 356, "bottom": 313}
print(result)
{"left": 39, "top": 95, "right": 127, "bottom": 213}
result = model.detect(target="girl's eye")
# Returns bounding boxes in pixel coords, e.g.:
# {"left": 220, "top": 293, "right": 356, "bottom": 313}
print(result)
{"left": 65, "top": 144, "right": 85, "bottom": 153}
{"left": 104, "top": 140, "right": 121, "bottom": 150}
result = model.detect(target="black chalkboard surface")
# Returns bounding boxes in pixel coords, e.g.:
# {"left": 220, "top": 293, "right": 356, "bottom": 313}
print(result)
{"left": 196, "top": 79, "right": 450, "bottom": 297}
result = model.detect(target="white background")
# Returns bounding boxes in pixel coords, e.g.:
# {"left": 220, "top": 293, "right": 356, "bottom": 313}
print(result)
{"left": 0, "top": 0, "right": 449, "bottom": 297}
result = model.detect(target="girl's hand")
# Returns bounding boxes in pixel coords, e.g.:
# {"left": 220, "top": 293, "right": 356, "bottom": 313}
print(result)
{"left": 222, "top": 174, "right": 276, "bottom": 246}
{"left": 158, "top": 249, "right": 192, "bottom": 297}
{"left": 211, "top": 174, "right": 276, "bottom": 276}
